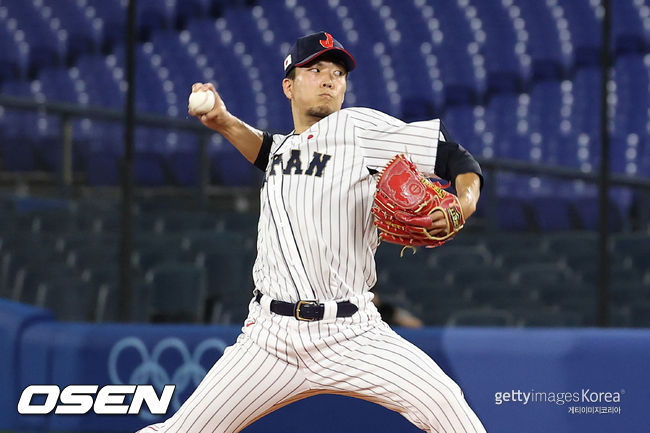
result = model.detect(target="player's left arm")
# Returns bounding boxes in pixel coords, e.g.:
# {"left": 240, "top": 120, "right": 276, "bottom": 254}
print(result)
{"left": 428, "top": 140, "right": 483, "bottom": 236}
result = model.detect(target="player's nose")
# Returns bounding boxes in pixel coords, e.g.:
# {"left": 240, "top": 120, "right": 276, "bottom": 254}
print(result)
{"left": 321, "top": 75, "right": 334, "bottom": 88}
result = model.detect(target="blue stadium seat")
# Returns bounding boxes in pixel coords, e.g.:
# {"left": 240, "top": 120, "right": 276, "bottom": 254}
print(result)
{"left": 211, "top": 145, "right": 261, "bottom": 187}
{"left": 145, "top": 263, "right": 206, "bottom": 323}
{"left": 558, "top": 0, "right": 601, "bottom": 67}
{"left": 175, "top": 0, "right": 212, "bottom": 28}
{"left": 570, "top": 192, "right": 627, "bottom": 232}
{"left": 75, "top": 54, "right": 124, "bottom": 108}
{"left": 86, "top": 0, "right": 125, "bottom": 50}
{"left": 514, "top": 0, "right": 568, "bottom": 81}
{"left": 134, "top": 151, "right": 167, "bottom": 186}
{"left": 473, "top": 0, "right": 524, "bottom": 93}
{"left": 614, "top": 54, "right": 648, "bottom": 142}
{"left": 468, "top": 280, "right": 536, "bottom": 310}
{"left": 155, "top": 210, "right": 218, "bottom": 233}
{"left": 41, "top": 0, "right": 102, "bottom": 62}
{"left": 443, "top": 105, "right": 480, "bottom": 152}
{"left": 137, "top": 0, "right": 176, "bottom": 41}
{"left": 36, "top": 276, "right": 97, "bottom": 321}
{"left": 528, "top": 193, "right": 576, "bottom": 231}
{"left": 612, "top": 0, "right": 647, "bottom": 55}
{"left": 2, "top": 0, "right": 67, "bottom": 75}
{"left": 185, "top": 18, "right": 262, "bottom": 127}
{"left": 0, "top": 20, "right": 28, "bottom": 82}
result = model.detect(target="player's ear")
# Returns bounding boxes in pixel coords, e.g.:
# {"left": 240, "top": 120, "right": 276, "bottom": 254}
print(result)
{"left": 282, "top": 78, "right": 293, "bottom": 100}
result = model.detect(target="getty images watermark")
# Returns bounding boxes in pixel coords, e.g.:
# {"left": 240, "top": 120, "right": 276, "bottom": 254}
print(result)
{"left": 494, "top": 389, "right": 624, "bottom": 415}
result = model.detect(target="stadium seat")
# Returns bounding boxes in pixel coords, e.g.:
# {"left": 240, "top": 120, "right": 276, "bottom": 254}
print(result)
{"left": 611, "top": 0, "right": 647, "bottom": 55}
{"left": 132, "top": 246, "right": 197, "bottom": 272}
{"left": 511, "top": 263, "right": 576, "bottom": 287}
{"left": 1, "top": 243, "right": 65, "bottom": 300}
{"left": 155, "top": 211, "right": 218, "bottom": 233}
{"left": 40, "top": 0, "right": 103, "bottom": 63}
{"left": 518, "top": 310, "right": 585, "bottom": 328}
{"left": 570, "top": 196, "right": 626, "bottom": 232}
{"left": 13, "top": 262, "right": 82, "bottom": 305}
{"left": 83, "top": 263, "right": 119, "bottom": 287}
{"left": 558, "top": 0, "right": 601, "bottom": 67}
{"left": 543, "top": 231, "right": 598, "bottom": 256}
{"left": 529, "top": 196, "right": 574, "bottom": 231}
{"left": 32, "top": 208, "right": 78, "bottom": 234}
{"left": 534, "top": 282, "right": 594, "bottom": 309}
{"left": 629, "top": 301, "right": 650, "bottom": 327}
{"left": 94, "top": 277, "right": 151, "bottom": 323}
{"left": 36, "top": 276, "right": 97, "bottom": 321}
{"left": 495, "top": 249, "right": 558, "bottom": 269}
{"left": 145, "top": 263, "right": 206, "bottom": 323}
{"left": 137, "top": 0, "right": 175, "bottom": 41}
{"left": 447, "top": 308, "right": 516, "bottom": 327}
{"left": 473, "top": 0, "right": 523, "bottom": 94}
{"left": 514, "top": 0, "right": 568, "bottom": 81}
{"left": 451, "top": 265, "right": 507, "bottom": 288}
{"left": 2, "top": 0, "right": 67, "bottom": 75}
{"left": 611, "top": 283, "right": 650, "bottom": 308}
{"left": 66, "top": 245, "right": 119, "bottom": 270}
{"left": 467, "top": 280, "right": 535, "bottom": 309}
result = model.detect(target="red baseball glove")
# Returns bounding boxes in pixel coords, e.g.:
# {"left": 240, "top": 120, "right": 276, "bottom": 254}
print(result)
{"left": 371, "top": 154, "right": 465, "bottom": 248}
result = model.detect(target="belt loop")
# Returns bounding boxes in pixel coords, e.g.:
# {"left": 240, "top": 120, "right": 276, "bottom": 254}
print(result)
{"left": 322, "top": 300, "right": 338, "bottom": 321}
{"left": 260, "top": 294, "right": 273, "bottom": 315}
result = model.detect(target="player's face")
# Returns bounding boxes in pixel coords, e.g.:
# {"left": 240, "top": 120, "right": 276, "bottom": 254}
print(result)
{"left": 285, "top": 60, "right": 347, "bottom": 120}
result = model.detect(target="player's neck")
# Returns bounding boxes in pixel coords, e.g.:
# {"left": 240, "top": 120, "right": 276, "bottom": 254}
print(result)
{"left": 292, "top": 113, "right": 319, "bottom": 134}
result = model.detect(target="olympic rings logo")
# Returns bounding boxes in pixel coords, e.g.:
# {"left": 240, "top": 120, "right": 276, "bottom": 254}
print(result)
{"left": 108, "top": 337, "right": 227, "bottom": 419}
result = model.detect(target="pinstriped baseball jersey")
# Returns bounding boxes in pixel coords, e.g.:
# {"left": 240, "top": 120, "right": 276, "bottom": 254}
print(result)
{"left": 136, "top": 106, "right": 487, "bottom": 433}
{"left": 253, "top": 107, "right": 445, "bottom": 303}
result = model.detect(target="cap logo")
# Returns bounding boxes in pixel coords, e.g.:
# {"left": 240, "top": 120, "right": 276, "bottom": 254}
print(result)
{"left": 284, "top": 54, "right": 292, "bottom": 70}
{"left": 320, "top": 33, "right": 334, "bottom": 48}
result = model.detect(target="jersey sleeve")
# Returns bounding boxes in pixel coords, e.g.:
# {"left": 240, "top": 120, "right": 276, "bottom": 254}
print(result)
{"left": 351, "top": 108, "right": 443, "bottom": 176}
{"left": 253, "top": 131, "right": 274, "bottom": 171}
{"left": 434, "top": 140, "right": 484, "bottom": 189}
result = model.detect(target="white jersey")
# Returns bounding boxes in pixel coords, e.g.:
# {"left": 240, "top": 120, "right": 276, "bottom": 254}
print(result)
{"left": 253, "top": 107, "right": 445, "bottom": 303}
{"left": 136, "top": 107, "right": 486, "bottom": 433}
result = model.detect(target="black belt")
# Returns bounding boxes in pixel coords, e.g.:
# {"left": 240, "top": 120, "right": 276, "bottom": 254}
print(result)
{"left": 255, "top": 292, "right": 358, "bottom": 321}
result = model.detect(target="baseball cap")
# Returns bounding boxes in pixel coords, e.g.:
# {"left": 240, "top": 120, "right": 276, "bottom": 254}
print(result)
{"left": 283, "top": 31, "right": 356, "bottom": 77}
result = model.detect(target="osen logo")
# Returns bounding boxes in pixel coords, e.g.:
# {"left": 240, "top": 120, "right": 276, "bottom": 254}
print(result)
{"left": 17, "top": 384, "right": 175, "bottom": 415}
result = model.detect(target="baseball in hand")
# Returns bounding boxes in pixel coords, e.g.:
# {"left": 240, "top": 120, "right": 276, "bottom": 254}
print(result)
{"left": 188, "top": 90, "right": 216, "bottom": 115}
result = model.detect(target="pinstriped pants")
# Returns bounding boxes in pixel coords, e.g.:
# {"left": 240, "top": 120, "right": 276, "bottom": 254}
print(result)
{"left": 136, "top": 301, "right": 486, "bottom": 433}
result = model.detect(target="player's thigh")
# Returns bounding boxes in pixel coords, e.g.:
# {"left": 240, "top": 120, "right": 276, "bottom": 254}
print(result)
{"left": 137, "top": 334, "right": 307, "bottom": 433}
{"left": 316, "top": 323, "right": 484, "bottom": 433}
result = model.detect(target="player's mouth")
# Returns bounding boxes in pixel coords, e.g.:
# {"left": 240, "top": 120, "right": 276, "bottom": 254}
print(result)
{"left": 319, "top": 93, "right": 334, "bottom": 99}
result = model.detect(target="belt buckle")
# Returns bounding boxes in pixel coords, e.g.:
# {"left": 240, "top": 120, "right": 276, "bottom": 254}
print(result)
{"left": 294, "top": 300, "right": 319, "bottom": 321}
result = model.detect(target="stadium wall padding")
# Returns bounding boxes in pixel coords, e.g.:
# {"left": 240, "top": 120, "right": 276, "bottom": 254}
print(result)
{"left": 1, "top": 298, "right": 648, "bottom": 433}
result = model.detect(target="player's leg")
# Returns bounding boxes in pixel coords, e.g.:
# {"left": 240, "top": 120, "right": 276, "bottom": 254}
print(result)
{"left": 301, "top": 321, "right": 486, "bottom": 433}
{"left": 136, "top": 333, "right": 308, "bottom": 433}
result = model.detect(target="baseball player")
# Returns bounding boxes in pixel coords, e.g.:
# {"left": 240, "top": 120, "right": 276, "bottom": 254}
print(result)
{"left": 137, "top": 32, "right": 486, "bottom": 433}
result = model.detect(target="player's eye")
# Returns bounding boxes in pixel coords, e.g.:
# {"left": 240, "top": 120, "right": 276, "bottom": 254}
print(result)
{"left": 334, "top": 70, "right": 343, "bottom": 76}
{"left": 309, "top": 67, "right": 320, "bottom": 72}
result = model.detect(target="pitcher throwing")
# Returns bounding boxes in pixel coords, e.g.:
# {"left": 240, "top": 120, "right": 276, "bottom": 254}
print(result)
{"left": 137, "top": 31, "right": 486, "bottom": 433}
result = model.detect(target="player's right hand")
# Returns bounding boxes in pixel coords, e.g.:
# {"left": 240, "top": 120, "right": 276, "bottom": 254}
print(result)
{"left": 189, "top": 82, "right": 232, "bottom": 132}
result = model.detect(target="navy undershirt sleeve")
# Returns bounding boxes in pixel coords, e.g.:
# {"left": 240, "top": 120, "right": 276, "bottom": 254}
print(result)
{"left": 434, "top": 140, "right": 484, "bottom": 189}
{"left": 253, "top": 132, "right": 273, "bottom": 171}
